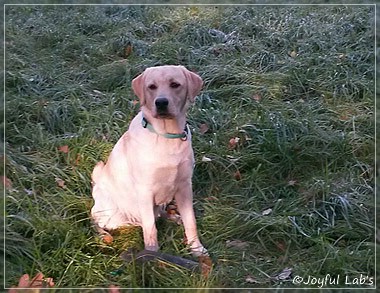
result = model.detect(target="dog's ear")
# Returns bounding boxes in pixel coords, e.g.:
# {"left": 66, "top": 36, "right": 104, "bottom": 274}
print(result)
{"left": 132, "top": 72, "right": 145, "bottom": 105}
{"left": 182, "top": 67, "right": 203, "bottom": 102}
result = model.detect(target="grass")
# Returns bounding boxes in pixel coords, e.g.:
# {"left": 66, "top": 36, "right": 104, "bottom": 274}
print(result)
{"left": 3, "top": 4, "right": 376, "bottom": 290}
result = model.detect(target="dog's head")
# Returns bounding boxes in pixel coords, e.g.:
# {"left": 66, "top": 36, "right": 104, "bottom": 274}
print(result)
{"left": 132, "top": 65, "right": 203, "bottom": 119}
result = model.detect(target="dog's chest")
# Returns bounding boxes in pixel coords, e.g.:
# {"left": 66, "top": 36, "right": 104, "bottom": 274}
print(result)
{"left": 134, "top": 147, "right": 191, "bottom": 202}
{"left": 127, "top": 134, "right": 194, "bottom": 204}
{"left": 151, "top": 156, "right": 192, "bottom": 204}
{"left": 151, "top": 168, "right": 180, "bottom": 204}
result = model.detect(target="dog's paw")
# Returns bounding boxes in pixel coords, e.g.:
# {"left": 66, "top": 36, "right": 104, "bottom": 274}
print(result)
{"left": 191, "top": 245, "right": 209, "bottom": 257}
{"left": 144, "top": 244, "right": 159, "bottom": 252}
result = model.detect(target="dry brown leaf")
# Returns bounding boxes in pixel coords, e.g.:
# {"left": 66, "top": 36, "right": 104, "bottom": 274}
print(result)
{"left": 38, "top": 99, "right": 49, "bottom": 107}
{"left": 9, "top": 272, "right": 54, "bottom": 292}
{"left": 228, "top": 137, "right": 240, "bottom": 150}
{"left": 252, "top": 94, "right": 261, "bottom": 102}
{"left": 339, "top": 114, "right": 349, "bottom": 121}
{"left": 102, "top": 234, "right": 114, "bottom": 244}
{"left": 226, "top": 239, "right": 249, "bottom": 250}
{"left": 1, "top": 176, "right": 12, "bottom": 189}
{"left": 245, "top": 275, "right": 259, "bottom": 284}
{"left": 287, "top": 180, "right": 297, "bottom": 186}
{"left": 273, "top": 267, "right": 293, "bottom": 280}
{"left": 234, "top": 170, "right": 242, "bottom": 181}
{"left": 124, "top": 44, "right": 133, "bottom": 58}
{"left": 55, "top": 178, "right": 66, "bottom": 189}
{"left": 198, "top": 255, "right": 212, "bottom": 277}
{"left": 10, "top": 274, "right": 30, "bottom": 290}
{"left": 108, "top": 285, "right": 121, "bottom": 293}
{"left": 199, "top": 123, "right": 209, "bottom": 134}
{"left": 276, "top": 241, "right": 286, "bottom": 252}
{"left": 29, "top": 272, "right": 54, "bottom": 288}
{"left": 74, "top": 154, "right": 81, "bottom": 166}
{"left": 58, "top": 145, "right": 69, "bottom": 154}
{"left": 205, "top": 196, "right": 218, "bottom": 201}
{"left": 158, "top": 261, "right": 169, "bottom": 269}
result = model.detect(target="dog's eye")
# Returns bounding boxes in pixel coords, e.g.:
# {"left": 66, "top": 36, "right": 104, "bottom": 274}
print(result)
{"left": 148, "top": 84, "right": 157, "bottom": 90}
{"left": 170, "top": 82, "right": 180, "bottom": 88}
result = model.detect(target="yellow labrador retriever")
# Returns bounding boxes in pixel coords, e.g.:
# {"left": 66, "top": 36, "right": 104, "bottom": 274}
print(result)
{"left": 91, "top": 65, "right": 207, "bottom": 256}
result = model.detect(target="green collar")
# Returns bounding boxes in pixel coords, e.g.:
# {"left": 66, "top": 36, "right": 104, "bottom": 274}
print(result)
{"left": 141, "top": 115, "right": 188, "bottom": 140}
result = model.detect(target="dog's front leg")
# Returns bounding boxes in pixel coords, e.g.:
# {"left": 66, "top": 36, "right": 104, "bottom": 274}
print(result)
{"left": 175, "top": 184, "right": 208, "bottom": 257}
{"left": 139, "top": 197, "right": 159, "bottom": 252}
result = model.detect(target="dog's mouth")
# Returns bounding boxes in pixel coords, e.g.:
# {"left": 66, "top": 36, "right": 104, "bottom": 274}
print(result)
{"left": 155, "top": 112, "right": 174, "bottom": 119}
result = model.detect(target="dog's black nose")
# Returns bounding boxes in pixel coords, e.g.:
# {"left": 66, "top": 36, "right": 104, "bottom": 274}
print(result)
{"left": 155, "top": 97, "right": 169, "bottom": 110}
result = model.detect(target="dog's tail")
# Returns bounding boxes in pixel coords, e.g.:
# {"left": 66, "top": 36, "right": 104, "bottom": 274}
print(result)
{"left": 91, "top": 161, "right": 105, "bottom": 184}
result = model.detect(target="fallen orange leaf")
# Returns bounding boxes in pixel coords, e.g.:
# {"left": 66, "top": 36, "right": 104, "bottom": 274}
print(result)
{"left": 58, "top": 145, "right": 69, "bottom": 154}
{"left": 74, "top": 153, "right": 81, "bottom": 166}
{"left": 124, "top": 44, "right": 133, "bottom": 58}
{"left": 9, "top": 272, "right": 54, "bottom": 292}
{"left": 109, "top": 285, "right": 121, "bottom": 293}
{"left": 9, "top": 274, "right": 29, "bottom": 292}
{"left": 55, "top": 178, "right": 66, "bottom": 189}
{"left": 198, "top": 255, "right": 212, "bottom": 277}
{"left": 29, "top": 272, "right": 54, "bottom": 288}
{"left": 228, "top": 137, "right": 240, "bottom": 150}
{"left": 1, "top": 176, "right": 12, "bottom": 189}
{"left": 102, "top": 234, "right": 114, "bottom": 244}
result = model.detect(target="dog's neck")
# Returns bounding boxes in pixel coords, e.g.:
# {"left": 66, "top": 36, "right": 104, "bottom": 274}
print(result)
{"left": 141, "top": 111, "right": 187, "bottom": 136}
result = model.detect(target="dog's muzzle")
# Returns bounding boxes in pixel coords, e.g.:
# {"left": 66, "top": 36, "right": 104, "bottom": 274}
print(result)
{"left": 155, "top": 97, "right": 171, "bottom": 117}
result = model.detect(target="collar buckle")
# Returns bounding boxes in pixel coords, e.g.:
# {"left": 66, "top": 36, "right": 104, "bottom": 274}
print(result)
{"left": 180, "top": 131, "right": 188, "bottom": 141}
